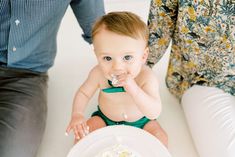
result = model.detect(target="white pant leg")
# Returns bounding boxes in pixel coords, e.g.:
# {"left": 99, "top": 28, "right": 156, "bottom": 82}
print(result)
{"left": 181, "top": 85, "right": 235, "bottom": 157}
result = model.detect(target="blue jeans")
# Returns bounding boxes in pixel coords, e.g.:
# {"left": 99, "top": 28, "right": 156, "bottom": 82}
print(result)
{"left": 0, "top": 66, "right": 48, "bottom": 157}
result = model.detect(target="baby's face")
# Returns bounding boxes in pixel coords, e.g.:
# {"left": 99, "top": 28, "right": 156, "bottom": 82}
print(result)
{"left": 93, "top": 29, "right": 148, "bottom": 80}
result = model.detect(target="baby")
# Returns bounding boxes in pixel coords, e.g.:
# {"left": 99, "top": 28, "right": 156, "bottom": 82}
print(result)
{"left": 66, "top": 11, "right": 168, "bottom": 147}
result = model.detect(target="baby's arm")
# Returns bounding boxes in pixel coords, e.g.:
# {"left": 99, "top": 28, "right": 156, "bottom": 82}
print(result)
{"left": 66, "top": 66, "right": 100, "bottom": 139}
{"left": 115, "top": 68, "right": 162, "bottom": 119}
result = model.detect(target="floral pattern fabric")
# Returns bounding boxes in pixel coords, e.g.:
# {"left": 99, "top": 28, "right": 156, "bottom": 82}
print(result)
{"left": 148, "top": 0, "right": 235, "bottom": 99}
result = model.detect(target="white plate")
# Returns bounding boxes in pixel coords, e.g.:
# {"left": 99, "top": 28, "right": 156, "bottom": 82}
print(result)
{"left": 67, "top": 125, "right": 172, "bottom": 157}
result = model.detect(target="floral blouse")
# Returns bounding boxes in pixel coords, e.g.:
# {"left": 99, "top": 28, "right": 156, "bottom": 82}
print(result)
{"left": 148, "top": 0, "right": 235, "bottom": 99}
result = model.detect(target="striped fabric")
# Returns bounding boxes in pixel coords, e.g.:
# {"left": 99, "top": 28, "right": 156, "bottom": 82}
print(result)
{"left": 0, "top": 0, "right": 104, "bottom": 72}
{"left": 0, "top": 0, "right": 10, "bottom": 63}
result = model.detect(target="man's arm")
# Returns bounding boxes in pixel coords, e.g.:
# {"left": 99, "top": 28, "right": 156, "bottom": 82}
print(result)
{"left": 70, "top": 0, "right": 105, "bottom": 44}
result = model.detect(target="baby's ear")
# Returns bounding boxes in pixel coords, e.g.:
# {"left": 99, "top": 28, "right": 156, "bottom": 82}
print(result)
{"left": 142, "top": 47, "right": 149, "bottom": 63}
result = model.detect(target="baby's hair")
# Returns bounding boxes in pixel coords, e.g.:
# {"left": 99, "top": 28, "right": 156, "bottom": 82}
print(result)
{"left": 92, "top": 11, "right": 149, "bottom": 45}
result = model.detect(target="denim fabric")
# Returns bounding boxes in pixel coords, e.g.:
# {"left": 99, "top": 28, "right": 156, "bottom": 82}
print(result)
{"left": 0, "top": 66, "right": 48, "bottom": 157}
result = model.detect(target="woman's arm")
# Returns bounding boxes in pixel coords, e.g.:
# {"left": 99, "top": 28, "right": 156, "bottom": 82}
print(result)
{"left": 147, "top": 0, "right": 178, "bottom": 67}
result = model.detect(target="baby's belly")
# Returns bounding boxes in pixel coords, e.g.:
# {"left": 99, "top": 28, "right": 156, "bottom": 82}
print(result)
{"left": 98, "top": 95, "right": 144, "bottom": 122}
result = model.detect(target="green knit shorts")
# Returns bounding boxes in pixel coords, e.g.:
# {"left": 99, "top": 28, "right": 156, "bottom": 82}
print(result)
{"left": 91, "top": 107, "right": 150, "bottom": 129}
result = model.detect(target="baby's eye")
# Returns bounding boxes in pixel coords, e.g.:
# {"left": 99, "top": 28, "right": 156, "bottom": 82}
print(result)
{"left": 123, "top": 55, "right": 133, "bottom": 61}
{"left": 103, "top": 56, "right": 112, "bottom": 61}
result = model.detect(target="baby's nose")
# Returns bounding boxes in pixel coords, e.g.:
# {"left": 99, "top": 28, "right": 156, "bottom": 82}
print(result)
{"left": 112, "top": 60, "right": 124, "bottom": 69}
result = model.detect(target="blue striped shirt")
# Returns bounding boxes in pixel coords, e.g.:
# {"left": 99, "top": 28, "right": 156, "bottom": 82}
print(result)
{"left": 0, "top": 0, "right": 104, "bottom": 72}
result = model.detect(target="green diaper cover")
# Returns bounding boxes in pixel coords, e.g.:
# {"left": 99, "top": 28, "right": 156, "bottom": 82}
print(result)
{"left": 91, "top": 107, "right": 150, "bottom": 129}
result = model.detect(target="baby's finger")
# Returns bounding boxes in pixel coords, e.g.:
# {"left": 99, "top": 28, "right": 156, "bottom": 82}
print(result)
{"left": 74, "top": 138, "right": 79, "bottom": 144}
{"left": 65, "top": 125, "right": 72, "bottom": 136}
{"left": 77, "top": 124, "right": 86, "bottom": 138}
{"left": 81, "top": 123, "right": 87, "bottom": 135}
{"left": 73, "top": 126, "right": 80, "bottom": 140}
{"left": 82, "top": 123, "right": 89, "bottom": 135}
{"left": 115, "top": 79, "right": 126, "bottom": 87}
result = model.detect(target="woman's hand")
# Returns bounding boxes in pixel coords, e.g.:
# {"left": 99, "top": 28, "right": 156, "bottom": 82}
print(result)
{"left": 66, "top": 113, "right": 89, "bottom": 142}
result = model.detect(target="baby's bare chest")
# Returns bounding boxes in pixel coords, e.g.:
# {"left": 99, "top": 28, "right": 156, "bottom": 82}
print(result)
{"left": 99, "top": 91, "right": 134, "bottom": 106}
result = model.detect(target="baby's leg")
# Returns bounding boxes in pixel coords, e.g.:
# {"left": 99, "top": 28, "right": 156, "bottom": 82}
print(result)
{"left": 86, "top": 115, "right": 106, "bottom": 132}
{"left": 143, "top": 120, "right": 168, "bottom": 148}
